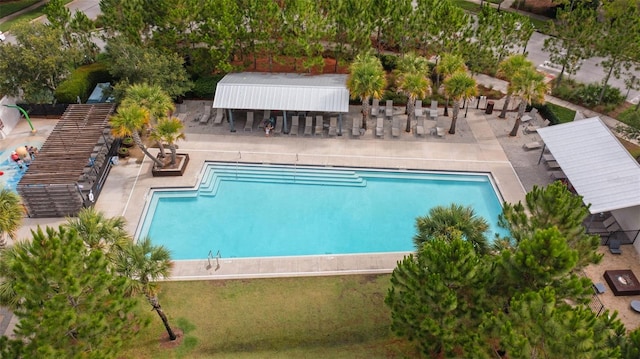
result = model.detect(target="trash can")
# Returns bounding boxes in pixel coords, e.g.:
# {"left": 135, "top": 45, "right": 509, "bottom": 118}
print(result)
{"left": 485, "top": 101, "right": 495, "bottom": 114}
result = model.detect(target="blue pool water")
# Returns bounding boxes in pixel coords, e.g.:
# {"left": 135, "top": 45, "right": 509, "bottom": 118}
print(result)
{"left": 0, "top": 142, "right": 42, "bottom": 191}
{"left": 139, "top": 163, "right": 508, "bottom": 260}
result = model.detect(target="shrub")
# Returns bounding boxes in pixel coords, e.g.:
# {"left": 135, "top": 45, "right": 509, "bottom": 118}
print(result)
{"left": 55, "top": 62, "right": 111, "bottom": 103}
{"left": 190, "top": 74, "right": 225, "bottom": 99}
{"left": 532, "top": 102, "right": 575, "bottom": 125}
{"left": 616, "top": 107, "right": 640, "bottom": 141}
{"left": 382, "top": 90, "right": 407, "bottom": 106}
{"left": 573, "top": 83, "right": 624, "bottom": 108}
{"left": 377, "top": 54, "right": 398, "bottom": 72}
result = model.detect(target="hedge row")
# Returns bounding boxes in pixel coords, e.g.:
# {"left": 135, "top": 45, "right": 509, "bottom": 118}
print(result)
{"left": 54, "top": 62, "right": 112, "bottom": 104}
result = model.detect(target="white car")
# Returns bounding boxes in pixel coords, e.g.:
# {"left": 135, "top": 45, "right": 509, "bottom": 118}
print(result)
{"left": 0, "top": 31, "right": 5, "bottom": 42}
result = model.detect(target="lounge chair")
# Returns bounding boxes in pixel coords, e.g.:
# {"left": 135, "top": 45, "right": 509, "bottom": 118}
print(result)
{"left": 259, "top": 110, "right": 271, "bottom": 129}
{"left": 200, "top": 104, "right": 211, "bottom": 124}
{"left": 289, "top": 115, "right": 299, "bottom": 136}
{"left": 524, "top": 119, "right": 551, "bottom": 134}
{"left": 545, "top": 160, "right": 560, "bottom": 170}
{"left": 385, "top": 100, "right": 393, "bottom": 117}
{"left": 274, "top": 116, "right": 283, "bottom": 135}
{"left": 392, "top": 117, "right": 400, "bottom": 137}
{"left": 415, "top": 100, "right": 423, "bottom": 117}
{"left": 244, "top": 111, "right": 254, "bottom": 131}
{"left": 376, "top": 117, "right": 384, "bottom": 137}
{"left": 415, "top": 116, "right": 425, "bottom": 136}
{"left": 304, "top": 116, "right": 312, "bottom": 136}
{"left": 431, "top": 126, "right": 445, "bottom": 137}
{"left": 593, "top": 282, "right": 606, "bottom": 294}
{"left": 550, "top": 170, "right": 566, "bottom": 180}
{"left": 543, "top": 153, "right": 555, "bottom": 162}
{"left": 523, "top": 141, "right": 542, "bottom": 150}
{"left": 429, "top": 100, "right": 438, "bottom": 120}
{"left": 352, "top": 117, "right": 362, "bottom": 137}
{"left": 371, "top": 99, "right": 380, "bottom": 116}
{"left": 608, "top": 239, "right": 622, "bottom": 254}
{"left": 314, "top": 115, "right": 324, "bottom": 136}
{"left": 328, "top": 117, "right": 337, "bottom": 136}
{"left": 213, "top": 108, "right": 225, "bottom": 125}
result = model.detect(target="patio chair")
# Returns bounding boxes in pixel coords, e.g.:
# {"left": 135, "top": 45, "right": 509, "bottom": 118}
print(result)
{"left": 432, "top": 127, "right": 445, "bottom": 137}
{"left": 545, "top": 160, "right": 560, "bottom": 170}
{"left": 608, "top": 238, "right": 622, "bottom": 255}
{"left": 371, "top": 99, "right": 380, "bottom": 116}
{"left": 429, "top": 100, "right": 438, "bottom": 120}
{"left": 328, "top": 117, "right": 337, "bottom": 137}
{"left": 385, "top": 100, "right": 393, "bottom": 117}
{"left": 524, "top": 119, "right": 551, "bottom": 134}
{"left": 200, "top": 104, "right": 211, "bottom": 124}
{"left": 523, "top": 141, "right": 542, "bottom": 150}
{"left": 415, "top": 100, "right": 423, "bottom": 117}
{"left": 244, "top": 111, "right": 254, "bottom": 131}
{"left": 352, "top": 117, "right": 362, "bottom": 137}
{"left": 259, "top": 110, "right": 271, "bottom": 129}
{"left": 415, "top": 116, "right": 425, "bottom": 136}
{"left": 274, "top": 116, "right": 283, "bottom": 135}
{"left": 550, "top": 170, "right": 566, "bottom": 180}
{"left": 314, "top": 115, "right": 324, "bottom": 136}
{"left": 304, "top": 116, "right": 313, "bottom": 136}
{"left": 593, "top": 282, "right": 606, "bottom": 294}
{"left": 213, "top": 108, "right": 225, "bottom": 125}
{"left": 376, "top": 116, "right": 384, "bottom": 137}
{"left": 392, "top": 117, "right": 400, "bottom": 137}
{"left": 289, "top": 115, "right": 299, "bottom": 136}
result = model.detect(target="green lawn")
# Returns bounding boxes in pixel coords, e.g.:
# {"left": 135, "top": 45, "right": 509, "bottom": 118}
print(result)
{"left": 0, "top": 0, "right": 40, "bottom": 18}
{"left": 0, "top": 0, "right": 73, "bottom": 32}
{"left": 121, "top": 275, "right": 415, "bottom": 359}
{"left": 546, "top": 102, "right": 576, "bottom": 123}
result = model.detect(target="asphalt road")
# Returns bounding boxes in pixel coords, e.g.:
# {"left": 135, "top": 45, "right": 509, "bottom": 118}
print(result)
{"left": 2, "top": 0, "right": 639, "bottom": 102}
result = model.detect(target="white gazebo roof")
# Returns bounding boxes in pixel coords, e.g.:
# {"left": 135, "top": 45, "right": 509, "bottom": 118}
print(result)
{"left": 537, "top": 117, "right": 640, "bottom": 213}
{"left": 212, "top": 72, "right": 350, "bottom": 113}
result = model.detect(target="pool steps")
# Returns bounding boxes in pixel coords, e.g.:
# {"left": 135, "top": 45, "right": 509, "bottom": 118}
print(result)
{"left": 199, "top": 164, "right": 367, "bottom": 196}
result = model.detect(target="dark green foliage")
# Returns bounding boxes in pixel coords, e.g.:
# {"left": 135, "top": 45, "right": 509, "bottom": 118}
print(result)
{"left": 54, "top": 62, "right": 112, "bottom": 103}
{"left": 531, "top": 103, "right": 575, "bottom": 124}
{"left": 190, "top": 74, "right": 225, "bottom": 99}
{"left": 414, "top": 203, "right": 490, "bottom": 255}
{"left": 382, "top": 90, "right": 407, "bottom": 106}
{"left": 616, "top": 107, "right": 640, "bottom": 142}
{"left": 574, "top": 83, "right": 624, "bottom": 108}
{"left": 621, "top": 328, "right": 640, "bottom": 359}
{"left": 0, "top": 226, "right": 147, "bottom": 358}
{"left": 377, "top": 54, "right": 398, "bottom": 72}
{"left": 386, "top": 236, "right": 492, "bottom": 358}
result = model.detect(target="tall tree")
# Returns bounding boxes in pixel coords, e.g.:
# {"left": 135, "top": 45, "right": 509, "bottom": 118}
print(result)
{"left": 386, "top": 235, "right": 492, "bottom": 358}
{"left": 151, "top": 117, "right": 186, "bottom": 166}
{"left": 0, "top": 23, "right": 79, "bottom": 103}
{"left": 543, "top": 5, "right": 598, "bottom": 89}
{"left": 508, "top": 67, "right": 547, "bottom": 137}
{"left": 429, "top": 0, "right": 472, "bottom": 56}
{"left": 0, "top": 226, "right": 146, "bottom": 358}
{"left": 325, "top": 0, "right": 374, "bottom": 72}
{"left": 443, "top": 70, "right": 478, "bottom": 134}
{"left": 0, "top": 188, "right": 22, "bottom": 249}
{"left": 346, "top": 52, "right": 387, "bottom": 130}
{"left": 395, "top": 53, "right": 432, "bottom": 132}
{"left": 63, "top": 207, "right": 130, "bottom": 261}
{"left": 435, "top": 53, "right": 467, "bottom": 116}
{"left": 114, "top": 237, "right": 177, "bottom": 341}
{"left": 497, "top": 55, "right": 534, "bottom": 119}
{"left": 596, "top": 0, "right": 640, "bottom": 104}
{"left": 413, "top": 203, "right": 490, "bottom": 255}
{"left": 498, "top": 182, "right": 602, "bottom": 269}
{"left": 45, "top": 0, "right": 99, "bottom": 64}
{"left": 109, "top": 104, "right": 164, "bottom": 167}
{"left": 99, "top": 0, "right": 149, "bottom": 45}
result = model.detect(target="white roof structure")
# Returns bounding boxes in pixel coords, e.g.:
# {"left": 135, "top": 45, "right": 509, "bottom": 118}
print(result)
{"left": 212, "top": 72, "right": 350, "bottom": 113}
{"left": 537, "top": 117, "right": 640, "bottom": 213}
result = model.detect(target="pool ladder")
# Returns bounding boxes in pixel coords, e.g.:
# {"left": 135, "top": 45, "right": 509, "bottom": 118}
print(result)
{"left": 207, "top": 250, "right": 221, "bottom": 271}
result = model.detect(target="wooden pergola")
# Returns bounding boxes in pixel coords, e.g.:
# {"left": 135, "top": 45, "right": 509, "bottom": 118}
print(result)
{"left": 18, "top": 104, "right": 117, "bottom": 218}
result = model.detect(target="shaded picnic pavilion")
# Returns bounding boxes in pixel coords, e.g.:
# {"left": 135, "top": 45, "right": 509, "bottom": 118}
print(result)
{"left": 17, "top": 104, "right": 117, "bottom": 218}
{"left": 536, "top": 117, "right": 640, "bottom": 249}
{"left": 212, "top": 72, "right": 350, "bottom": 133}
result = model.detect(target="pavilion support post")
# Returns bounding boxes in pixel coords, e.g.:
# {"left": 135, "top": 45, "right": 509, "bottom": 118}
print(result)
{"left": 338, "top": 114, "right": 343, "bottom": 136}
{"left": 537, "top": 144, "right": 546, "bottom": 165}
{"left": 228, "top": 109, "right": 235, "bottom": 132}
{"left": 283, "top": 110, "right": 288, "bottom": 134}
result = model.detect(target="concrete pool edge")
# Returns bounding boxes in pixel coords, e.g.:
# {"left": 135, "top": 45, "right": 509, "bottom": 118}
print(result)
{"left": 167, "top": 251, "right": 411, "bottom": 281}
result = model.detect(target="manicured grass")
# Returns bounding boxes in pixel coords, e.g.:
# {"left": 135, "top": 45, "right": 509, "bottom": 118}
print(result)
{"left": 546, "top": 102, "right": 576, "bottom": 124}
{"left": 0, "top": 0, "right": 73, "bottom": 32}
{"left": 121, "top": 275, "right": 415, "bottom": 359}
{"left": 0, "top": 0, "right": 40, "bottom": 18}
{"left": 452, "top": 0, "right": 482, "bottom": 12}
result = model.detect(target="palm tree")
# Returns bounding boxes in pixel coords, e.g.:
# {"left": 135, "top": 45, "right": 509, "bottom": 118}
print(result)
{"left": 0, "top": 240, "right": 29, "bottom": 309}
{"left": 121, "top": 83, "right": 175, "bottom": 158}
{"left": 347, "top": 52, "right": 387, "bottom": 130}
{"left": 413, "top": 203, "right": 490, "bottom": 255}
{"left": 497, "top": 55, "right": 533, "bottom": 119}
{"left": 0, "top": 187, "right": 23, "bottom": 249}
{"left": 395, "top": 52, "right": 432, "bottom": 132}
{"left": 63, "top": 207, "right": 131, "bottom": 261}
{"left": 435, "top": 53, "right": 467, "bottom": 117}
{"left": 151, "top": 117, "right": 185, "bottom": 166}
{"left": 443, "top": 71, "right": 478, "bottom": 135}
{"left": 109, "top": 104, "right": 164, "bottom": 167}
{"left": 509, "top": 68, "right": 547, "bottom": 137}
{"left": 114, "top": 237, "right": 177, "bottom": 341}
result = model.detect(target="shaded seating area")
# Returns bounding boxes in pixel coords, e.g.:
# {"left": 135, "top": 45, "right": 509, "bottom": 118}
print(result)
{"left": 17, "top": 104, "right": 116, "bottom": 218}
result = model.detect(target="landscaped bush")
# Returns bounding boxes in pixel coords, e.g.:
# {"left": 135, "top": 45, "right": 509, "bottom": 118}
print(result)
{"left": 573, "top": 83, "right": 624, "bottom": 108}
{"left": 532, "top": 102, "right": 575, "bottom": 125}
{"left": 54, "top": 62, "right": 111, "bottom": 103}
{"left": 616, "top": 107, "right": 640, "bottom": 142}
{"left": 382, "top": 90, "right": 407, "bottom": 106}
{"left": 189, "top": 74, "right": 225, "bottom": 99}
{"left": 377, "top": 54, "right": 398, "bottom": 72}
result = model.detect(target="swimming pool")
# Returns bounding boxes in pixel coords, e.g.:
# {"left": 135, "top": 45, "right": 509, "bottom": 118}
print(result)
{"left": 139, "top": 163, "right": 507, "bottom": 260}
{"left": 0, "top": 142, "right": 42, "bottom": 191}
